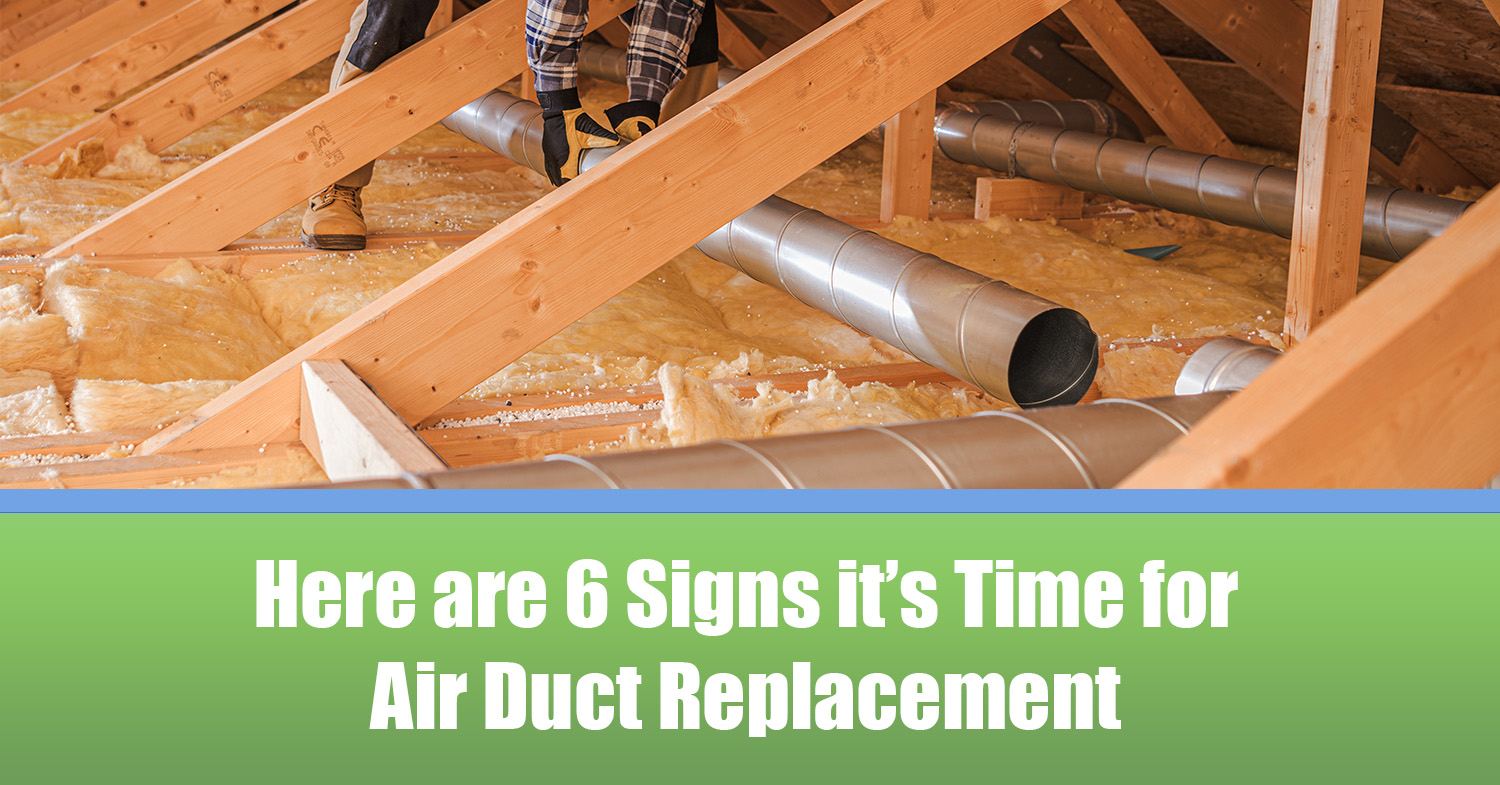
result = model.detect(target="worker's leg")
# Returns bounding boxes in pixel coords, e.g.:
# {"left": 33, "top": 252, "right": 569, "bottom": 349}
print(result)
{"left": 527, "top": 0, "right": 619, "bottom": 185}
{"left": 660, "top": 0, "right": 718, "bottom": 122}
{"left": 302, "top": 0, "right": 440, "bottom": 249}
{"left": 605, "top": 0, "right": 706, "bottom": 139}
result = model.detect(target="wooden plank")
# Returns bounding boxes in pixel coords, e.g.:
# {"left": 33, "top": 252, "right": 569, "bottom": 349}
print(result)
{"left": 21, "top": 0, "right": 359, "bottom": 166}
{"left": 135, "top": 0, "right": 1073, "bottom": 456}
{"left": 715, "top": 5, "right": 768, "bottom": 69}
{"left": 0, "top": 0, "right": 192, "bottom": 83}
{"left": 426, "top": 410, "right": 658, "bottom": 467}
{"left": 596, "top": 17, "right": 630, "bottom": 48}
{"left": 0, "top": 443, "right": 299, "bottom": 489}
{"left": 1121, "top": 186, "right": 1500, "bottom": 488}
{"left": 879, "top": 90, "right": 936, "bottom": 222}
{"left": 817, "top": 0, "right": 859, "bottom": 14}
{"left": 1060, "top": 0, "right": 1237, "bottom": 158}
{"left": 757, "top": 0, "right": 831, "bottom": 34}
{"left": 48, "top": 0, "right": 634, "bottom": 258}
{"left": 1283, "top": 0, "right": 1383, "bottom": 343}
{"left": 1485, "top": 0, "right": 1500, "bottom": 26}
{"left": 427, "top": 0, "right": 453, "bottom": 34}
{"left": 300, "top": 359, "right": 447, "bottom": 480}
{"left": 0, "top": 0, "right": 290, "bottom": 115}
{"left": 1156, "top": 0, "right": 1480, "bottom": 192}
{"left": 0, "top": 0, "right": 116, "bottom": 57}
{"left": 0, "top": 429, "right": 150, "bottom": 460}
{"left": 974, "top": 176, "right": 1083, "bottom": 220}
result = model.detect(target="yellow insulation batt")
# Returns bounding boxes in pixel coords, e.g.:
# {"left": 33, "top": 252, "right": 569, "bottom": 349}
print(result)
{"left": 1096, "top": 346, "right": 1189, "bottom": 400}
{"left": 0, "top": 266, "right": 79, "bottom": 395}
{"left": 43, "top": 259, "right": 289, "bottom": 383}
{"left": 0, "top": 369, "right": 72, "bottom": 436}
{"left": 69, "top": 378, "right": 236, "bottom": 433}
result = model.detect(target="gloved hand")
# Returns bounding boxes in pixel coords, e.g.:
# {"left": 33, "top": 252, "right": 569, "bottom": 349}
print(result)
{"left": 537, "top": 88, "right": 619, "bottom": 186}
{"left": 604, "top": 100, "right": 662, "bottom": 142}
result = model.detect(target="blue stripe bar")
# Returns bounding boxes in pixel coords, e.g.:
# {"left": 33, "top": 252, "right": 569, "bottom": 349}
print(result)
{"left": 0, "top": 490, "right": 1496, "bottom": 514}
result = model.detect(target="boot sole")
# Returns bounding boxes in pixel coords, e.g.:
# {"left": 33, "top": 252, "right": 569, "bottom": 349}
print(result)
{"left": 300, "top": 231, "right": 367, "bottom": 251}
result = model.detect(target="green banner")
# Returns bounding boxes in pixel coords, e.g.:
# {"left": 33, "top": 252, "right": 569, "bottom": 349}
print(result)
{"left": 3, "top": 513, "right": 1493, "bottom": 782}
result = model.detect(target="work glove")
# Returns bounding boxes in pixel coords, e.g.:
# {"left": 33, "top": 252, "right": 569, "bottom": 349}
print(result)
{"left": 537, "top": 88, "right": 619, "bottom": 186}
{"left": 604, "top": 100, "right": 662, "bottom": 142}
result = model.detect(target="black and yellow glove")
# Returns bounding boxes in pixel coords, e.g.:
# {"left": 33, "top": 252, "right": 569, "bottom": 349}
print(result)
{"left": 538, "top": 88, "right": 619, "bottom": 186}
{"left": 604, "top": 100, "right": 662, "bottom": 142}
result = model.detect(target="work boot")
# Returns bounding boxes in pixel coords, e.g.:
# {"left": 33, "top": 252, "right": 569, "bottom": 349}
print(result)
{"left": 538, "top": 88, "right": 618, "bottom": 186}
{"left": 604, "top": 100, "right": 661, "bottom": 142}
{"left": 299, "top": 183, "right": 366, "bottom": 250}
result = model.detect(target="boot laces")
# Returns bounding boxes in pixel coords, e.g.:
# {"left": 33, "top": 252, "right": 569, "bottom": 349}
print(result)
{"left": 313, "top": 184, "right": 361, "bottom": 210}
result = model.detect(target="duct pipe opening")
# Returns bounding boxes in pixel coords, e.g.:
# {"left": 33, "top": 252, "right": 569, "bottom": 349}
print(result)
{"left": 1007, "top": 309, "right": 1100, "bottom": 407}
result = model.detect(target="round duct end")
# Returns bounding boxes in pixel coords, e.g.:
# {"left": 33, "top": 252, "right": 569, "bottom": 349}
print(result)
{"left": 1007, "top": 308, "right": 1100, "bottom": 408}
{"left": 1175, "top": 337, "right": 1283, "bottom": 395}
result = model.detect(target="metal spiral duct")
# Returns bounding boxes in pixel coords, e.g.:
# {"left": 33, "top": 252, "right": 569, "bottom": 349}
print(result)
{"left": 313, "top": 392, "right": 1232, "bottom": 489}
{"left": 443, "top": 91, "right": 1099, "bottom": 407}
{"left": 1174, "top": 337, "right": 1284, "bottom": 395}
{"left": 932, "top": 112, "right": 1472, "bottom": 261}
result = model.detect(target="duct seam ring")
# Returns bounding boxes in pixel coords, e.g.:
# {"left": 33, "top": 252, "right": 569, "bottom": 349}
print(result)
{"left": 719, "top": 440, "right": 800, "bottom": 489}
{"left": 885, "top": 252, "right": 929, "bottom": 358}
{"left": 987, "top": 411, "right": 1098, "bottom": 488}
{"left": 543, "top": 454, "right": 624, "bottom": 489}
{"left": 863, "top": 426, "right": 956, "bottom": 489}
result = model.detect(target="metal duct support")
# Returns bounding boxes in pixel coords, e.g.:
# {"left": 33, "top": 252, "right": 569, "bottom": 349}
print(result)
{"left": 932, "top": 112, "right": 1472, "bottom": 262}
{"left": 1175, "top": 337, "right": 1284, "bottom": 395}
{"left": 443, "top": 90, "right": 1099, "bottom": 407}
{"left": 311, "top": 391, "right": 1232, "bottom": 489}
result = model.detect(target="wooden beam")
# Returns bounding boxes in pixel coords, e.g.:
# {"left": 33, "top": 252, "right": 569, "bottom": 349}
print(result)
{"left": 21, "top": 0, "right": 359, "bottom": 166}
{"left": 135, "top": 0, "right": 1072, "bottom": 455}
{"left": 1060, "top": 0, "right": 1237, "bottom": 158}
{"left": 1156, "top": 0, "right": 1480, "bottom": 192}
{"left": 1284, "top": 0, "right": 1382, "bottom": 342}
{"left": 0, "top": 0, "right": 290, "bottom": 115}
{"left": 0, "top": 443, "right": 302, "bottom": 489}
{"left": 974, "top": 176, "right": 1083, "bottom": 220}
{"left": 596, "top": 17, "right": 630, "bottom": 48}
{"left": 0, "top": 0, "right": 116, "bottom": 58}
{"left": 1486, "top": 0, "right": 1500, "bottom": 26}
{"left": 48, "top": 0, "right": 633, "bottom": 258}
{"left": 817, "top": 0, "right": 859, "bottom": 14}
{"left": 427, "top": 0, "right": 453, "bottom": 34}
{"left": 716, "top": 6, "right": 768, "bottom": 69}
{"left": 0, "top": 0, "right": 192, "bottom": 82}
{"left": 300, "top": 359, "right": 447, "bottom": 481}
{"left": 1120, "top": 186, "right": 1500, "bottom": 488}
{"left": 758, "top": 0, "right": 832, "bottom": 34}
{"left": 879, "top": 90, "right": 936, "bottom": 222}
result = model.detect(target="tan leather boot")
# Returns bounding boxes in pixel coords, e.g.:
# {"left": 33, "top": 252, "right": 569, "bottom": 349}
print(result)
{"left": 299, "top": 184, "right": 366, "bottom": 250}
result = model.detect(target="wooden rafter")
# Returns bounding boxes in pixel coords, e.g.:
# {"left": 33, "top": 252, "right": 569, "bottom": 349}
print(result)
{"left": 879, "top": 90, "right": 936, "bottom": 222}
{"left": 300, "top": 360, "right": 447, "bottom": 481}
{"left": 48, "top": 0, "right": 637, "bottom": 258}
{"left": 1155, "top": 0, "right": 1480, "bottom": 192}
{"left": 0, "top": 0, "right": 193, "bottom": 82}
{"left": 1122, "top": 186, "right": 1500, "bottom": 488}
{"left": 757, "top": 0, "right": 831, "bottom": 33}
{"left": 0, "top": 0, "right": 116, "bottom": 57}
{"left": 1284, "top": 0, "right": 1383, "bottom": 342}
{"left": 0, "top": 0, "right": 290, "bottom": 115}
{"left": 21, "top": 0, "right": 360, "bottom": 166}
{"left": 1060, "top": 0, "right": 1237, "bottom": 158}
{"left": 716, "top": 6, "right": 768, "bottom": 69}
{"left": 133, "top": 0, "right": 1073, "bottom": 456}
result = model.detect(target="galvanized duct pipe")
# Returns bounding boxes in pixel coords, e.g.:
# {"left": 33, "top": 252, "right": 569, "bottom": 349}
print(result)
{"left": 576, "top": 43, "right": 1139, "bottom": 141}
{"left": 443, "top": 90, "right": 1099, "bottom": 407}
{"left": 932, "top": 112, "right": 1471, "bottom": 262}
{"left": 1175, "top": 337, "right": 1284, "bottom": 395}
{"left": 313, "top": 391, "right": 1232, "bottom": 489}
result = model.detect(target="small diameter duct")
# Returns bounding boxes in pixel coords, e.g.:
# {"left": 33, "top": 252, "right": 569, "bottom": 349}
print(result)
{"left": 1174, "top": 337, "right": 1284, "bottom": 395}
{"left": 315, "top": 391, "right": 1232, "bottom": 489}
{"left": 443, "top": 91, "right": 1099, "bottom": 408}
{"left": 579, "top": 42, "right": 1468, "bottom": 262}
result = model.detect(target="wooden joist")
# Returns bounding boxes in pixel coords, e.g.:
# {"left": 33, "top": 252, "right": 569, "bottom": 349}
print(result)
{"left": 1155, "top": 0, "right": 1480, "bottom": 192}
{"left": 0, "top": 0, "right": 116, "bottom": 58}
{"left": 48, "top": 0, "right": 635, "bottom": 258}
{"left": 0, "top": 0, "right": 192, "bottom": 83}
{"left": 879, "top": 90, "right": 936, "bottom": 222}
{"left": 21, "top": 0, "right": 360, "bottom": 166}
{"left": 300, "top": 359, "right": 447, "bottom": 481}
{"left": 1060, "top": 0, "right": 1237, "bottom": 158}
{"left": 0, "top": 443, "right": 302, "bottom": 489}
{"left": 974, "top": 177, "right": 1083, "bottom": 220}
{"left": 715, "top": 6, "right": 768, "bottom": 69}
{"left": 1284, "top": 0, "right": 1382, "bottom": 343}
{"left": 756, "top": 0, "right": 832, "bottom": 33}
{"left": 1121, "top": 186, "right": 1500, "bottom": 488}
{"left": 134, "top": 0, "right": 1073, "bottom": 456}
{"left": 0, "top": 0, "right": 289, "bottom": 115}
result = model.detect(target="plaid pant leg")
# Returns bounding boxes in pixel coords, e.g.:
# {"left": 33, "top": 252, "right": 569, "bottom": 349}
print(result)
{"left": 527, "top": 0, "right": 591, "bottom": 93}
{"left": 626, "top": 0, "right": 707, "bottom": 103}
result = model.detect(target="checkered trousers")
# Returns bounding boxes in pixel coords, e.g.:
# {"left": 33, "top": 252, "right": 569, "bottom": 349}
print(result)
{"left": 527, "top": 0, "right": 707, "bottom": 103}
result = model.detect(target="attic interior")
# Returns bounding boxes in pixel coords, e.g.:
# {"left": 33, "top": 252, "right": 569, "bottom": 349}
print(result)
{"left": 0, "top": 0, "right": 1496, "bottom": 488}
